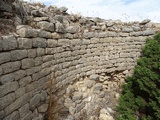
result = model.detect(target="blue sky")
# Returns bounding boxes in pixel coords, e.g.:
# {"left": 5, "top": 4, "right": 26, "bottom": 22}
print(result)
{"left": 24, "top": 0, "right": 160, "bottom": 22}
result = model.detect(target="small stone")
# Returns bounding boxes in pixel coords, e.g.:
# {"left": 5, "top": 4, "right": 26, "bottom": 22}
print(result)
{"left": 93, "top": 83, "right": 103, "bottom": 91}
{"left": 0, "top": 73, "right": 14, "bottom": 84}
{"left": 143, "top": 29, "right": 155, "bottom": 36}
{"left": 66, "top": 26, "right": 79, "bottom": 33}
{"left": 89, "top": 74, "right": 99, "bottom": 81}
{"left": 38, "top": 104, "right": 48, "bottom": 113}
{"left": 66, "top": 85, "right": 74, "bottom": 94}
{"left": 99, "top": 114, "right": 114, "bottom": 120}
{"left": 85, "top": 80, "right": 95, "bottom": 88}
{"left": 72, "top": 92, "right": 82, "bottom": 102}
{"left": 99, "top": 91, "right": 105, "bottom": 98}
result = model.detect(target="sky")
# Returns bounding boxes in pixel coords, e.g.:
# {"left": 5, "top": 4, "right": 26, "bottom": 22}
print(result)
{"left": 24, "top": 0, "right": 160, "bottom": 23}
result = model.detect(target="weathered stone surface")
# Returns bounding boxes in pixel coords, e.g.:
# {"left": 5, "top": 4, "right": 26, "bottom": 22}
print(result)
{"left": 38, "top": 30, "right": 52, "bottom": 38}
{"left": 122, "top": 27, "right": 133, "bottom": 32}
{"left": 0, "top": 66, "right": 3, "bottom": 76}
{"left": 15, "top": 87, "right": 26, "bottom": 98}
{"left": 140, "top": 19, "right": 151, "bottom": 25}
{"left": 0, "top": 93, "right": 15, "bottom": 110}
{"left": 0, "top": 52, "right": 10, "bottom": 64}
{"left": 72, "top": 92, "right": 82, "bottom": 101}
{"left": 55, "top": 22, "right": 66, "bottom": 33}
{"left": 89, "top": 74, "right": 99, "bottom": 80}
{"left": 18, "top": 38, "right": 32, "bottom": 49}
{"left": 4, "top": 93, "right": 31, "bottom": 116}
{"left": 93, "top": 83, "right": 103, "bottom": 91}
{"left": 30, "top": 94, "right": 41, "bottom": 110}
{"left": 130, "top": 31, "right": 143, "bottom": 36}
{"left": 51, "top": 32, "right": 62, "bottom": 39}
{"left": 21, "top": 58, "right": 35, "bottom": 69}
{"left": 0, "top": 73, "right": 14, "bottom": 84}
{"left": 106, "top": 21, "right": 114, "bottom": 27}
{"left": 37, "top": 104, "right": 48, "bottom": 113}
{"left": 10, "top": 50, "right": 27, "bottom": 61}
{"left": 69, "top": 107, "right": 75, "bottom": 115}
{"left": 143, "top": 29, "right": 155, "bottom": 36}
{"left": 37, "top": 21, "right": 55, "bottom": 32}
{"left": 28, "top": 49, "right": 36, "bottom": 58}
{"left": 19, "top": 76, "right": 32, "bottom": 87}
{"left": 19, "top": 103, "right": 30, "bottom": 118}
{"left": 32, "top": 38, "right": 46, "bottom": 48}
{"left": 21, "top": 111, "right": 33, "bottom": 120}
{"left": 14, "top": 70, "right": 26, "bottom": 80}
{"left": 3, "top": 111, "right": 20, "bottom": 120}
{"left": 66, "top": 26, "right": 79, "bottom": 33}
{"left": 34, "top": 17, "right": 49, "bottom": 22}
{"left": 0, "top": 81, "right": 18, "bottom": 97}
{"left": 47, "top": 39, "right": 58, "bottom": 47}
{"left": 0, "top": 110, "right": 4, "bottom": 120}
{"left": 16, "top": 25, "right": 38, "bottom": 38}
{"left": 1, "top": 35, "right": 17, "bottom": 51}
{"left": 59, "top": 6, "right": 68, "bottom": 12}
{"left": 37, "top": 48, "right": 45, "bottom": 56}
{"left": 58, "top": 39, "right": 70, "bottom": 46}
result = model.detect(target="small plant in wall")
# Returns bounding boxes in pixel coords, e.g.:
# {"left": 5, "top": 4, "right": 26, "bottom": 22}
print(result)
{"left": 116, "top": 33, "right": 160, "bottom": 120}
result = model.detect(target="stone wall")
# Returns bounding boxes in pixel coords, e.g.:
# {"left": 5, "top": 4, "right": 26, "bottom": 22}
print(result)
{"left": 0, "top": 1, "right": 160, "bottom": 120}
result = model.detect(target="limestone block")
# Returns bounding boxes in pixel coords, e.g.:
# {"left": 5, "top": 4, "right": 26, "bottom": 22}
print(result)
{"left": 0, "top": 66, "right": 3, "bottom": 76}
{"left": 37, "top": 104, "right": 48, "bottom": 113}
{"left": 26, "top": 81, "right": 38, "bottom": 92}
{"left": 143, "top": 29, "right": 155, "bottom": 36}
{"left": 0, "top": 73, "right": 14, "bottom": 85}
{"left": 1, "top": 61, "right": 21, "bottom": 74}
{"left": 66, "top": 26, "right": 79, "bottom": 33}
{"left": 20, "top": 111, "right": 33, "bottom": 120}
{"left": 28, "top": 49, "right": 36, "bottom": 58}
{"left": 47, "top": 39, "right": 58, "bottom": 47}
{"left": 58, "top": 39, "right": 70, "bottom": 46}
{"left": 55, "top": 22, "right": 66, "bottom": 33}
{"left": 0, "top": 52, "right": 10, "bottom": 64}
{"left": 37, "top": 21, "right": 55, "bottom": 32}
{"left": 18, "top": 103, "right": 30, "bottom": 118}
{"left": 107, "top": 31, "right": 118, "bottom": 37}
{"left": 51, "top": 32, "right": 62, "bottom": 39}
{"left": 0, "top": 81, "right": 18, "bottom": 98}
{"left": 15, "top": 87, "right": 26, "bottom": 98}
{"left": 16, "top": 25, "right": 38, "bottom": 38}
{"left": 34, "top": 57, "right": 43, "bottom": 66}
{"left": 19, "top": 76, "right": 32, "bottom": 87}
{"left": 26, "top": 66, "right": 41, "bottom": 76}
{"left": 29, "top": 94, "right": 41, "bottom": 110}
{"left": 42, "top": 55, "right": 54, "bottom": 62}
{"left": 122, "top": 27, "right": 133, "bottom": 33}
{"left": 18, "top": 38, "right": 32, "bottom": 49}
{"left": 130, "top": 31, "right": 143, "bottom": 36}
{"left": 10, "top": 50, "right": 27, "bottom": 61}
{"left": 37, "top": 48, "right": 45, "bottom": 56}
{"left": 83, "top": 32, "right": 95, "bottom": 38}
{"left": 140, "top": 19, "right": 151, "bottom": 25}
{"left": 0, "top": 110, "right": 4, "bottom": 120}
{"left": 32, "top": 38, "right": 46, "bottom": 48}
{"left": 64, "top": 33, "right": 74, "bottom": 39}
{"left": 59, "top": 6, "right": 68, "bottom": 12}
{"left": 1, "top": 35, "right": 17, "bottom": 51}
{"left": 38, "top": 30, "right": 52, "bottom": 38}
{"left": 21, "top": 58, "right": 35, "bottom": 69}
{"left": 14, "top": 70, "right": 26, "bottom": 81}
{"left": 4, "top": 93, "right": 31, "bottom": 116}
{"left": 71, "top": 39, "right": 81, "bottom": 46}
{"left": 0, "top": 93, "right": 15, "bottom": 110}
{"left": 106, "top": 21, "right": 115, "bottom": 27}
{"left": 3, "top": 111, "right": 19, "bottom": 120}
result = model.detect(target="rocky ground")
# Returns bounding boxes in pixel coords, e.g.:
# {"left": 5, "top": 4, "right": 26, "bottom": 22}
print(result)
{"left": 50, "top": 70, "right": 129, "bottom": 120}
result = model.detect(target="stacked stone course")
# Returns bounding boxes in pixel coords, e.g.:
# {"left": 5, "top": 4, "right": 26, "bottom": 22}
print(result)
{"left": 0, "top": 1, "right": 160, "bottom": 120}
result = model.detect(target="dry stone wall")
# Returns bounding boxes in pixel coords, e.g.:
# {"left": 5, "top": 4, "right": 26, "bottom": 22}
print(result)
{"left": 0, "top": 1, "right": 160, "bottom": 120}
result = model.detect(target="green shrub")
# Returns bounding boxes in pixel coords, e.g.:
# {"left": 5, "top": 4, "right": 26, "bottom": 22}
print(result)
{"left": 116, "top": 33, "right": 160, "bottom": 120}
